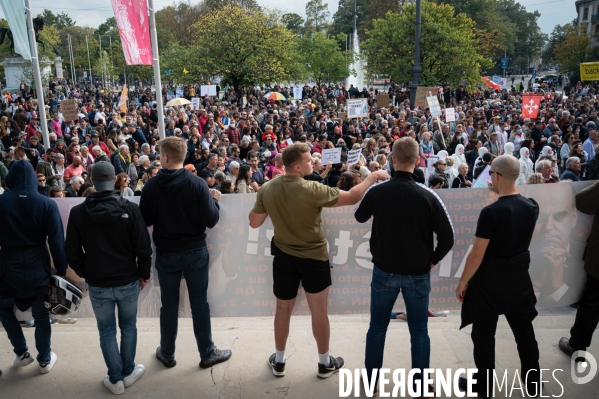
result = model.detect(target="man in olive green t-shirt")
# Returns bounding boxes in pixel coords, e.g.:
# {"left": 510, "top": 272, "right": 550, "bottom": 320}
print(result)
{"left": 249, "top": 143, "right": 389, "bottom": 379}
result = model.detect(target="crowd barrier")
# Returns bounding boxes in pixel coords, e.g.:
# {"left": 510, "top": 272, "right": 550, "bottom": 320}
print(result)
{"left": 52, "top": 181, "right": 594, "bottom": 318}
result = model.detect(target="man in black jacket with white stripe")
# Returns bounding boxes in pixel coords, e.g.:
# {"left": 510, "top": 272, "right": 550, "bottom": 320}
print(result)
{"left": 355, "top": 137, "right": 454, "bottom": 396}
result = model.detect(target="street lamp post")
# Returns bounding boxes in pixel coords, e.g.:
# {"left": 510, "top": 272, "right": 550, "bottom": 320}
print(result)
{"left": 409, "top": 0, "right": 422, "bottom": 110}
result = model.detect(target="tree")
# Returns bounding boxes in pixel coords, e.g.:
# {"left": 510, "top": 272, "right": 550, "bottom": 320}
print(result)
{"left": 297, "top": 33, "right": 353, "bottom": 86}
{"left": 305, "top": 0, "right": 331, "bottom": 36}
{"left": 543, "top": 23, "right": 574, "bottom": 64}
{"left": 41, "top": 9, "right": 76, "bottom": 31}
{"left": 160, "top": 44, "right": 211, "bottom": 84}
{"left": 330, "top": 0, "right": 371, "bottom": 47}
{"left": 362, "top": 2, "right": 493, "bottom": 88}
{"left": 200, "top": 0, "right": 260, "bottom": 12}
{"left": 282, "top": 13, "right": 305, "bottom": 35}
{"left": 361, "top": 0, "right": 404, "bottom": 41}
{"left": 192, "top": 5, "right": 300, "bottom": 90}
{"left": 554, "top": 26, "right": 599, "bottom": 82}
{"left": 155, "top": 1, "right": 203, "bottom": 48}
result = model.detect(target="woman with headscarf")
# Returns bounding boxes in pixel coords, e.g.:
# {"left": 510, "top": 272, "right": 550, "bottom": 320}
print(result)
{"left": 451, "top": 144, "right": 467, "bottom": 177}
{"left": 473, "top": 147, "right": 488, "bottom": 170}
{"left": 517, "top": 147, "right": 534, "bottom": 185}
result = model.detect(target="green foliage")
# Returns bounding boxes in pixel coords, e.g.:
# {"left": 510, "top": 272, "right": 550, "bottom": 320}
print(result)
{"left": 330, "top": 0, "right": 371, "bottom": 42}
{"left": 41, "top": 9, "right": 76, "bottom": 31}
{"left": 362, "top": 1, "right": 493, "bottom": 88}
{"left": 543, "top": 23, "right": 574, "bottom": 64}
{"left": 160, "top": 44, "right": 211, "bottom": 84}
{"left": 282, "top": 13, "right": 305, "bottom": 35}
{"left": 155, "top": 2, "right": 203, "bottom": 48}
{"left": 554, "top": 26, "right": 599, "bottom": 82}
{"left": 297, "top": 32, "right": 353, "bottom": 86}
{"left": 304, "top": 0, "right": 331, "bottom": 36}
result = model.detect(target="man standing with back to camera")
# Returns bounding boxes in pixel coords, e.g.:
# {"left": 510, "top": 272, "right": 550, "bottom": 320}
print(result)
{"left": 354, "top": 137, "right": 454, "bottom": 397}
{"left": 140, "top": 136, "right": 232, "bottom": 370}
{"left": 456, "top": 155, "right": 541, "bottom": 398}
{"left": 249, "top": 143, "right": 389, "bottom": 379}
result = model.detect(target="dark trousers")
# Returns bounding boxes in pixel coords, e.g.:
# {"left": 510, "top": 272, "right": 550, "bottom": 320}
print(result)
{"left": 471, "top": 312, "right": 540, "bottom": 397}
{"left": 570, "top": 274, "right": 599, "bottom": 351}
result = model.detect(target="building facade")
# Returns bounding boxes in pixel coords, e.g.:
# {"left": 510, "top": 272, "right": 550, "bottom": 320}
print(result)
{"left": 576, "top": 0, "right": 599, "bottom": 45}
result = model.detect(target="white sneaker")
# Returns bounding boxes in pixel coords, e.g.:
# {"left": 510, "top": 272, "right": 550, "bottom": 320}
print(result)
{"left": 14, "top": 352, "right": 34, "bottom": 367}
{"left": 103, "top": 375, "right": 125, "bottom": 395}
{"left": 123, "top": 364, "right": 145, "bottom": 388}
{"left": 39, "top": 352, "right": 57, "bottom": 374}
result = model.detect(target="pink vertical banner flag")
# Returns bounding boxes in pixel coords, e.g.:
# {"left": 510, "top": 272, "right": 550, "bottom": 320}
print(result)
{"left": 110, "top": 0, "right": 152, "bottom": 65}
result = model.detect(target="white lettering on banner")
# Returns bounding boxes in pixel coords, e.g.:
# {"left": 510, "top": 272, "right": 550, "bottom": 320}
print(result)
{"left": 52, "top": 182, "right": 593, "bottom": 317}
{"left": 347, "top": 99, "right": 368, "bottom": 118}
{"left": 321, "top": 147, "right": 342, "bottom": 165}
{"left": 347, "top": 149, "right": 361, "bottom": 166}
{"left": 427, "top": 96, "right": 442, "bottom": 117}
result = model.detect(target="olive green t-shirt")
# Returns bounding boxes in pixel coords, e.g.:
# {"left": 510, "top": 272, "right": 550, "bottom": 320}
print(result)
{"left": 252, "top": 175, "right": 340, "bottom": 261}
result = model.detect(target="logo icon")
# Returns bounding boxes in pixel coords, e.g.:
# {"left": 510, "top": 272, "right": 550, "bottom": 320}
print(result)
{"left": 571, "top": 351, "right": 597, "bottom": 385}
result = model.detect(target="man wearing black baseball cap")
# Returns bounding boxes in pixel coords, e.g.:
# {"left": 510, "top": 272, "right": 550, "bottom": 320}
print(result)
{"left": 66, "top": 161, "right": 152, "bottom": 394}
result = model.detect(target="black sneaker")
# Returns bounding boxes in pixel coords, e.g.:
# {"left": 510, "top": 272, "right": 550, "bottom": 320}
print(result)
{"left": 268, "top": 353, "right": 286, "bottom": 377}
{"left": 156, "top": 346, "right": 176, "bottom": 368}
{"left": 199, "top": 347, "right": 232, "bottom": 369}
{"left": 317, "top": 355, "right": 344, "bottom": 379}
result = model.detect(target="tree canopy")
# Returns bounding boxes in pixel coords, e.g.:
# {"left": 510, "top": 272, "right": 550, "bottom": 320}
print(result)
{"left": 554, "top": 26, "right": 599, "bottom": 82}
{"left": 297, "top": 33, "right": 353, "bottom": 86}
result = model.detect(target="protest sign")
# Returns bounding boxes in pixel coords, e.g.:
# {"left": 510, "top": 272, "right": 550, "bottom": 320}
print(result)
{"left": 242, "top": 96, "right": 247, "bottom": 106}
{"left": 347, "top": 99, "right": 368, "bottom": 118}
{"left": 338, "top": 112, "right": 347, "bottom": 121}
{"left": 376, "top": 93, "right": 390, "bottom": 109}
{"left": 201, "top": 85, "right": 217, "bottom": 97}
{"left": 347, "top": 149, "right": 361, "bottom": 166}
{"left": 472, "top": 165, "right": 491, "bottom": 188}
{"left": 293, "top": 87, "right": 302, "bottom": 100}
{"left": 175, "top": 86, "right": 183, "bottom": 98}
{"left": 60, "top": 99, "right": 78, "bottom": 121}
{"left": 426, "top": 155, "right": 439, "bottom": 185}
{"left": 499, "top": 78, "right": 508, "bottom": 90}
{"left": 286, "top": 138, "right": 293, "bottom": 146}
{"left": 414, "top": 86, "right": 438, "bottom": 108}
{"left": 191, "top": 97, "right": 201, "bottom": 110}
{"left": 427, "top": 96, "right": 442, "bottom": 117}
{"left": 492, "top": 76, "right": 502, "bottom": 85}
{"left": 53, "top": 181, "right": 592, "bottom": 318}
{"left": 445, "top": 107, "right": 456, "bottom": 122}
{"left": 321, "top": 147, "right": 342, "bottom": 165}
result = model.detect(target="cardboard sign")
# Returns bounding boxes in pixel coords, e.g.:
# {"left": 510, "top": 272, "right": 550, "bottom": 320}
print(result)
{"left": 60, "top": 99, "right": 78, "bottom": 122}
{"left": 377, "top": 93, "right": 390, "bottom": 109}
{"left": 347, "top": 99, "right": 368, "bottom": 118}
{"left": 427, "top": 96, "right": 442, "bottom": 117}
{"left": 191, "top": 97, "right": 201, "bottom": 110}
{"left": 414, "top": 86, "right": 438, "bottom": 108}
{"left": 338, "top": 112, "right": 347, "bottom": 121}
{"left": 445, "top": 107, "right": 456, "bottom": 122}
{"left": 321, "top": 147, "right": 342, "bottom": 165}
{"left": 201, "top": 85, "right": 217, "bottom": 97}
{"left": 347, "top": 149, "right": 361, "bottom": 166}
{"left": 293, "top": 87, "right": 302, "bottom": 100}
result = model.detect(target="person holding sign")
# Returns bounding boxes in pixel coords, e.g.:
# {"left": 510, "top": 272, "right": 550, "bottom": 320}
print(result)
{"left": 248, "top": 143, "right": 389, "bottom": 379}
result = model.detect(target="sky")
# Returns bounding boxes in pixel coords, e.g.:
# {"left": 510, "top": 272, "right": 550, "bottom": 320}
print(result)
{"left": 16, "top": 0, "right": 578, "bottom": 35}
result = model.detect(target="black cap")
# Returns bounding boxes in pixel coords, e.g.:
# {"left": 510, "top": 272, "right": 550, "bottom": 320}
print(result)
{"left": 91, "top": 132, "right": 99, "bottom": 138}
{"left": 91, "top": 162, "right": 115, "bottom": 191}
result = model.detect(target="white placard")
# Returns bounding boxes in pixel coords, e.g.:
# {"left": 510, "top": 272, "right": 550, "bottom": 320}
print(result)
{"left": 499, "top": 78, "right": 508, "bottom": 90}
{"left": 293, "top": 87, "right": 302, "bottom": 100}
{"left": 492, "top": 76, "right": 501, "bottom": 85}
{"left": 427, "top": 96, "right": 442, "bottom": 117}
{"left": 321, "top": 147, "right": 342, "bottom": 165}
{"left": 191, "top": 97, "right": 201, "bottom": 110}
{"left": 347, "top": 149, "right": 361, "bottom": 166}
{"left": 201, "top": 85, "right": 217, "bottom": 97}
{"left": 445, "top": 107, "right": 456, "bottom": 122}
{"left": 347, "top": 99, "right": 368, "bottom": 118}
{"left": 286, "top": 138, "right": 293, "bottom": 146}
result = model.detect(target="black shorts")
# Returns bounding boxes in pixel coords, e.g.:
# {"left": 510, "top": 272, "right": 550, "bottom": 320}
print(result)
{"left": 271, "top": 240, "right": 332, "bottom": 300}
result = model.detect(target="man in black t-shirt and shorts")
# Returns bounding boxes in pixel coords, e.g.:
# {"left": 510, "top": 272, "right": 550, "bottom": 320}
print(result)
{"left": 249, "top": 143, "right": 389, "bottom": 379}
{"left": 456, "top": 155, "right": 541, "bottom": 397}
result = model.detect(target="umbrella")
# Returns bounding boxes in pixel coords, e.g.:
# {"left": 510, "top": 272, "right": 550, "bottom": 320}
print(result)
{"left": 481, "top": 77, "right": 501, "bottom": 91}
{"left": 264, "top": 92, "right": 286, "bottom": 101}
{"left": 165, "top": 98, "right": 191, "bottom": 107}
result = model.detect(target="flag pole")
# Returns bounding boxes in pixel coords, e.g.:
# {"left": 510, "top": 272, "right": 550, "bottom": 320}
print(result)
{"left": 24, "top": 0, "right": 49, "bottom": 151}
{"left": 148, "top": 0, "right": 165, "bottom": 139}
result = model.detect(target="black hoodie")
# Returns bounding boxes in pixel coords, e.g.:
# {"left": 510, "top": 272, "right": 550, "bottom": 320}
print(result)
{"left": 65, "top": 190, "right": 152, "bottom": 287}
{"left": 139, "top": 167, "right": 219, "bottom": 254}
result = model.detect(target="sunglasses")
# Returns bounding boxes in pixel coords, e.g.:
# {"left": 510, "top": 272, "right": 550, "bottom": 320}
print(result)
{"left": 191, "top": 169, "right": 197, "bottom": 173}
{"left": 38, "top": 179, "right": 46, "bottom": 182}
{"left": 489, "top": 170, "right": 502, "bottom": 176}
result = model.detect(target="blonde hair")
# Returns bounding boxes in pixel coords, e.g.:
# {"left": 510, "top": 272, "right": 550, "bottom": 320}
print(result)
{"left": 159, "top": 136, "right": 187, "bottom": 164}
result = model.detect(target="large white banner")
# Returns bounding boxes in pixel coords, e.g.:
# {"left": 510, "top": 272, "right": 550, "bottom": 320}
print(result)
{"left": 347, "top": 99, "right": 368, "bottom": 118}
{"left": 54, "top": 182, "right": 593, "bottom": 318}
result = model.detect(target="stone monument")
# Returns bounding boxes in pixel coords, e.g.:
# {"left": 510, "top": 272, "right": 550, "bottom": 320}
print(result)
{"left": 0, "top": 56, "right": 52, "bottom": 91}
{"left": 54, "top": 56, "right": 63, "bottom": 79}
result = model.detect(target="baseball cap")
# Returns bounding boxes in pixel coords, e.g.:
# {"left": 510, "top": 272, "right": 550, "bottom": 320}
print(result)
{"left": 91, "top": 132, "right": 99, "bottom": 138}
{"left": 91, "top": 161, "right": 115, "bottom": 192}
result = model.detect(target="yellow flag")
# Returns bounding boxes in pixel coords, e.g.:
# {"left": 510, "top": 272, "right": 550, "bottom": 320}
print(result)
{"left": 118, "top": 85, "right": 128, "bottom": 113}
{"left": 183, "top": 68, "right": 189, "bottom": 74}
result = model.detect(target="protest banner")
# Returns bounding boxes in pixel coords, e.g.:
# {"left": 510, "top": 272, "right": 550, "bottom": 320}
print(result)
{"left": 414, "top": 86, "right": 438, "bottom": 108}
{"left": 54, "top": 181, "right": 592, "bottom": 318}
{"left": 376, "top": 93, "right": 390, "bottom": 109}
{"left": 427, "top": 96, "right": 442, "bottom": 117}
{"left": 445, "top": 107, "right": 456, "bottom": 122}
{"left": 200, "top": 85, "right": 217, "bottom": 97}
{"left": 321, "top": 147, "right": 342, "bottom": 165}
{"left": 472, "top": 165, "right": 491, "bottom": 188}
{"left": 60, "top": 99, "right": 78, "bottom": 121}
{"left": 580, "top": 62, "right": 599, "bottom": 81}
{"left": 293, "top": 86, "right": 302, "bottom": 100}
{"left": 190, "top": 97, "right": 200, "bottom": 110}
{"left": 347, "top": 99, "right": 368, "bottom": 118}
{"left": 347, "top": 149, "right": 361, "bottom": 166}
{"left": 492, "top": 76, "right": 502, "bottom": 85}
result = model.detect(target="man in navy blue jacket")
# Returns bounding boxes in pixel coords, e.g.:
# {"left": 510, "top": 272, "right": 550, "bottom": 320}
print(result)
{"left": 140, "top": 136, "right": 232, "bottom": 370}
{"left": 0, "top": 160, "right": 67, "bottom": 374}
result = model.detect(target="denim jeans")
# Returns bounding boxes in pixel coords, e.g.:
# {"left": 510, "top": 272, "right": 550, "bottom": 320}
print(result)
{"left": 89, "top": 280, "right": 140, "bottom": 384}
{"left": 0, "top": 294, "right": 52, "bottom": 363}
{"left": 365, "top": 266, "right": 431, "bottom": 389}
{"left": 155, "top": 246, "right": 214, "bottom": 361}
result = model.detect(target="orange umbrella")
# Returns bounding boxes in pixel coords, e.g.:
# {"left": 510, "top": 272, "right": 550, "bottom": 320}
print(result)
{"left": 482, "top": 77, "right": 501, "bottom": 91}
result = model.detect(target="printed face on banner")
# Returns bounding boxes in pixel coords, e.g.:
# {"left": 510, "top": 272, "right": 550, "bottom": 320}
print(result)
{"left": 52, "top": 182, "right": 592, "bottom": 318}
{"left": 191, "top": 98, "right": 201, "bottom": 111}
